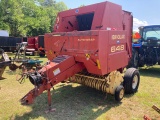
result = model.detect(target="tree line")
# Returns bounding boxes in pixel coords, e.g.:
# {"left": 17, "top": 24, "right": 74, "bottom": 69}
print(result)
{"left": 0, "top": 0, "right": 67, "bottom": 37}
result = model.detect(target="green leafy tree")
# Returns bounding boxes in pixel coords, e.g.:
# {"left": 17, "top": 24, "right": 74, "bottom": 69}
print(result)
{"left": 19, "top": 0, "right": 51, "bottom": 36}
{"left": 36, "top": 0, "right": 67, "bottom": 32}
{"left": 0, "top": 0, "right": 68, "bottom": 36}
{"left": 0, "top": 0, "right": 25, "bottom": 36}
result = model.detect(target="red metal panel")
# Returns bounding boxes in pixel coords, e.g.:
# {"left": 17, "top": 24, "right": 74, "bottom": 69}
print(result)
{"left": 91, "top": 3, "right": 106, "bottom": 30}
{"left": 97, "top": 31, "right": 109, "bottom": 75}
{"left": 51, "top": 63, "right": 84, "bottom": 85}
{"left": 107, "top": 31, "right": 128, "bottom": 72}
{"left": 39, "top": 55, "right": 83, "bottom": 85}
{"left": 27, "top": 37, "right": 35, "bottom": 49}
{"left": 54, "top": 2, "right": 107, "bottom": 32}
{"left": 45, "top": 30, "right": 130, "bottom": 75}
{"left": 35, "top": 37, "right": 38, "bottom": 50}
{"left": 45, "top": 31, "right": 99, "bottom": 60}
{"left": 108, "top": 51, "right": 128, "bottom": 72}
{"left": 45, "top": 1, "right": 133, "bottom": 75}
{"left": 122, "top": 11, "right": 133, "bottom": 59}
{"left": 21, "top": 56, "right": 84, "bottom": 105}
{"left": 27, "top": 37, "right": 38, "bottom": 50}
{"left": 102, "top": 2, "right": 123, "bottom": 30}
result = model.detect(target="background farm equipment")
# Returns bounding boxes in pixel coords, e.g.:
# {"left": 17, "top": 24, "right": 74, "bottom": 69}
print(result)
{"left": 9, "top": 42, "right": 43, "bottom": 72}
{"left": 38, "top": 35, "right": 45, "bottom": 57}
{"left": 0, "top": 48, "right": 11, "bottom": 80}
{"left": 128, "top": 25, "right": 160, "bottom": 68}
{"left": 0, "top": 36, "right": 22, "bottom": 52}
{"left": 20, "top": 1, "right": 140, "bottom": 109}
{"left": 25, "top": 37, "right": 38, "bottom": 56}
{"left": 23, "top": 35, "right": 45, "bottom": 57}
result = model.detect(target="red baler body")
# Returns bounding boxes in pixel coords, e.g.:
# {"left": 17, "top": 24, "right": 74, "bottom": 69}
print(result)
{"left": 45, "top": 1, "right": 133, "bottom": 75}
{"left": 21, "top": 1, "right": 134, "bottom": 105}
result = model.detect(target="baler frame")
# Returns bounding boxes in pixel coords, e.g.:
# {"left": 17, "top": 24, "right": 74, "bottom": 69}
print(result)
{"left": 20, "top": 1, "right": 140, "bottom": 109}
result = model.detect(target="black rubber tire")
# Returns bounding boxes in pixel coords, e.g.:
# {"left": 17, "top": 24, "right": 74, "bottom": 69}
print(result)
{"left": 39, "top": 50, "right": 45, "bottom": 57}
{"left": 127, "top": 48, "right": 139, "bottom": 68}
{"left": 123, "top": 68, "right": 140, "bottom": 94}
{"left": 158, "top": 58, "right": 160, "bottom": 65}
{"left": 9, "top": 64, "right": 18, "bottom": 71}
{"left": 39, "top": 53, "right": 45, "bottom": 57}
{"left": 32, "top": 51, "right": 35, "bottom": 56}
{"left": 115, "top": 85, "right": 124, "bottom": 102}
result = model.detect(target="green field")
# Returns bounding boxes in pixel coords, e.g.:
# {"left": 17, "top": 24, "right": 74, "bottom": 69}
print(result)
{"left": 0, "top": 54, "right": 160, "bottom": 120}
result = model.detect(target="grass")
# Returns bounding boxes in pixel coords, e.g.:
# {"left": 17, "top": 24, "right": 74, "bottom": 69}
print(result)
{"left": 0, "top": 54, "right": 160, "bottom": 120}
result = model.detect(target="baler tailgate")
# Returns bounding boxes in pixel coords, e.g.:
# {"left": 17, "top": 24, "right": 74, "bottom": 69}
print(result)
{"left": 20, "top": 55, "right": 84, "bottom": 105}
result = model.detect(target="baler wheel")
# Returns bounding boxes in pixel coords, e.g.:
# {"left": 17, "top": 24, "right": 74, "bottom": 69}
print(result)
{"left": 115, "top": 85, "right": 124, "bottom": 101}
{"left": 123, "top": 68, "right": 140, "bottom": 94}
{"left": 9, "top": 63, "right": 18, "bottom": 71}
{"left": 39, "top": 53, "right": 45, "bottom": 57}
{"left": 39, "top": 50, "right": 45, "bottom": 57}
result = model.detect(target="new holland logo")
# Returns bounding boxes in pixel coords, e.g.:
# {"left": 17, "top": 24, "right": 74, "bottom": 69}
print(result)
{"left": 112, "top": 35, "right": 125, "bottom": 40}
{"left": 75, "top": 9, "right": 79, "bottom": 13}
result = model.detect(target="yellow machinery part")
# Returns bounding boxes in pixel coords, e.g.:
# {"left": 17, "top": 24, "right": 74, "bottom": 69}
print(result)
{"left": 70, "top": 71, "right": 123, "bottom": 95}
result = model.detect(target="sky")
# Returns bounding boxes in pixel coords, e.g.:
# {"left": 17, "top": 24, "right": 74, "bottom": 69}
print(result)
{"left": 57, "top": 0, "right": 160, "bottom": 31}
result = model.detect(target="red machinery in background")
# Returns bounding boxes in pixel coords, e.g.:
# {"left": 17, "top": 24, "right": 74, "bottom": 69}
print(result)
{"left": 0, "top": 36, "right": 22, "bottom": 52}
{"left": 25, "top": 37, "right": 38, "bottom": 56}
{"left": 20, "top": 1, "right": 140, "bottom": 108}
{"left": 24, "top": 35, "right": 45, "bottom": 57}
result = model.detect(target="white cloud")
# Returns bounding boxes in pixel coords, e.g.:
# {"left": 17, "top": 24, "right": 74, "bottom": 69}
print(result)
{"left": 133, "top": 18, "right": 148, "bottom": 32}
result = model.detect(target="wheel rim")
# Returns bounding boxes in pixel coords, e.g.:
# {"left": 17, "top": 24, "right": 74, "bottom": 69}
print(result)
{"left": 132, "top": 75, "right": 138, "bottom": 89}
{"left": 119, "top": 89, "right": 124, "bottom": 99}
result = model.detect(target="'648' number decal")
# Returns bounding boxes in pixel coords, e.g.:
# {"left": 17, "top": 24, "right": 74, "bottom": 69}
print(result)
{"left": 111, "top": 45, "right": 124, "bottom": 52}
